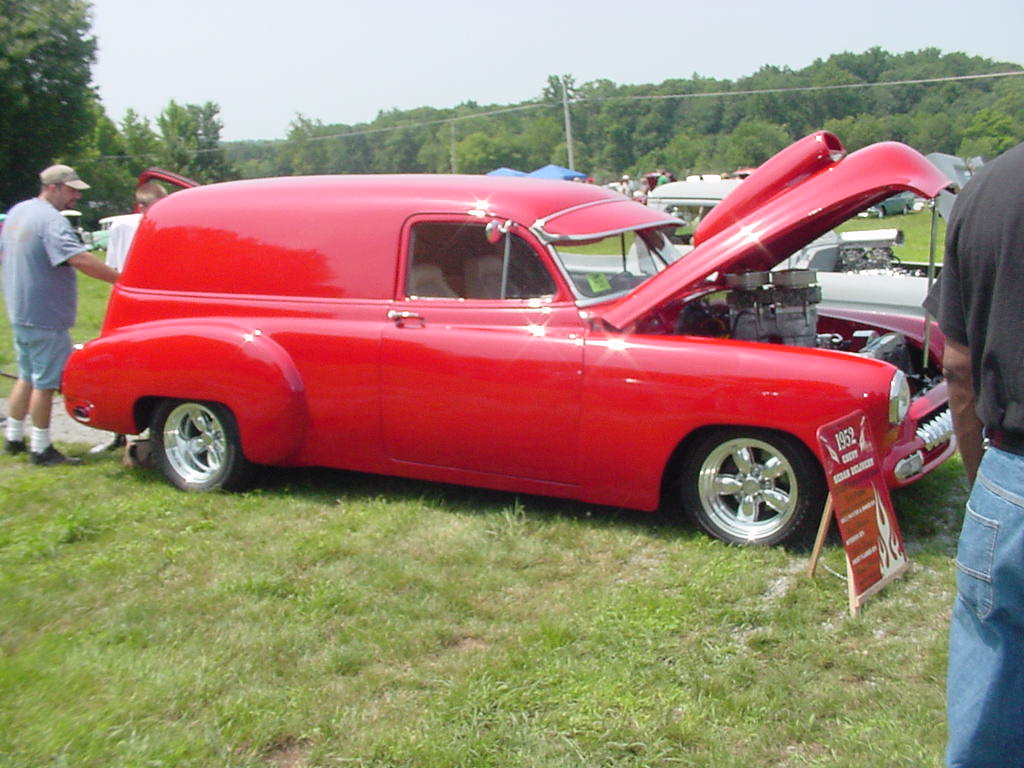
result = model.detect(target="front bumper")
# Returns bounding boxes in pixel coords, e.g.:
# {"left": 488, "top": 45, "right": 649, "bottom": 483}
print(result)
{"left": 894, "top": 407, "right": 955, "bottom": 482}
{"left": 886, "top": 381, "right": 956, "bottom": 486}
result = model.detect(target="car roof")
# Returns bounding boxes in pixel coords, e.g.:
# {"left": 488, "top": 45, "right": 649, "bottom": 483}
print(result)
{"left": 152, "top": 174, "right": 682, "bottom": 242}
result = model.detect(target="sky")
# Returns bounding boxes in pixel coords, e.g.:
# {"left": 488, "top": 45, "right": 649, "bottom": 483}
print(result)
{"left": 88, "top": 0, "right": 1024, "bottom": 142}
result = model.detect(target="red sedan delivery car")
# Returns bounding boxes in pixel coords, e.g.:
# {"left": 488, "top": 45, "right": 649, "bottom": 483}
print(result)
{"left": 63, "top": 132, "right": 955, "bottom": 545}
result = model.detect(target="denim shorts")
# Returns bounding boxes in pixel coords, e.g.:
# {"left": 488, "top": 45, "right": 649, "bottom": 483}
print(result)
{"left": 946, "top": 447, "right": 1024, "bottom": 767}
{"left": 12, "top": 324, "right": 72, "bottom": 390}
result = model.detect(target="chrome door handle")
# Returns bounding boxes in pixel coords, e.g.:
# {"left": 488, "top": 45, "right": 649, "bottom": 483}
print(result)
{"left": 388, "top": 309, "right": 424, "bottom": 326}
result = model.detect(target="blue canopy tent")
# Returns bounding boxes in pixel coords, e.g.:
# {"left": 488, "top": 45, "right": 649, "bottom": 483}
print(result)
{"left": 486, "top": 167, "right": 528, "bottom": 177}
{"left": 528, "top": 164, "right": 587, "bottom": 180}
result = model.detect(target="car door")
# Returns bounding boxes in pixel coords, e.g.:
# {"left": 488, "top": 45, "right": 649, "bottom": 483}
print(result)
{"left": 381, "top": 217, "right": 584, "bottom": 486}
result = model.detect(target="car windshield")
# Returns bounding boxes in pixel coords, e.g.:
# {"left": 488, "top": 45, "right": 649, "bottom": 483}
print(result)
{"left": 658, "top": 201, "right": 718, "bottom": 246}
{"left": 549, "top": 228, "right": 683, "bottom": 301}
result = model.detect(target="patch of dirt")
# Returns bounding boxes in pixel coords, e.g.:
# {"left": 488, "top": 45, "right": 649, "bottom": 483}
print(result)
{"left": 265, "top": 737, "right": 311, "bottom": 768}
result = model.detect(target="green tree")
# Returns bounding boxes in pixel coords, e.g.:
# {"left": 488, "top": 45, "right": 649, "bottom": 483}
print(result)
{"left": 0, "top": 0, "right": 97, "bottom": 206}
{"left": 958, "top": 108, "right": 1017, "bottom": 158}
{"left": 992, "top": 76, "right": 1024, "bottom": 131}
{"left": 334, "top": 130, "right": 375, "bottom": 174}
{"left": 227, "top": 141, "right": 280, "bottom": 180}
{"left": 828, "top": 47, "right": 893, "bottom": 84}
{"left": 455, "top": 132, "right": 505, "bottom": 174}
{"left": 823, "top": 114, "right": 893, "bottom": 151}
{"left": 721, "top": 119, "right": 790, "bottom": 169}
{"left": 454, "top": 129, "right": 532, "bottom": 174}
{"left": 372, "top": 126, "right": 427, "bottom": 173}
{"left": 155, "top": 100, "right": 234, "bottom": 183}
{"left": 416, "top": 123, "right": 454, "bottom": 173}
{"left": 121, "top": 109, "right": 161, "bottom": 167}
{"left": 906, "top": 111, "right": 961, "bottom": 154}
{"left": 521, "top": 115, "right": 564, "bottom": 171}
{"left": 70, "top": 105, "right": 135, "bottom": 224}
{"left": 646, "top": 131, "right": 713, "bottom": 177}
{"left": 542, "top": 74, "right": 576, "bottom": 103}
{"left": 277, "top": 114, "right": 331, "bottom": 175}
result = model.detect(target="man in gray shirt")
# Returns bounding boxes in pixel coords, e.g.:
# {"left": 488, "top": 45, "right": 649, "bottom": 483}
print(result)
{"left": 2, "top": 165, "right": 119, "bottom": 465}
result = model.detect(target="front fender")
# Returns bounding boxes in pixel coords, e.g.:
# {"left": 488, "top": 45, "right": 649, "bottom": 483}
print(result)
{"left": 63, "top": 319, "right": 308, "bottom": 464}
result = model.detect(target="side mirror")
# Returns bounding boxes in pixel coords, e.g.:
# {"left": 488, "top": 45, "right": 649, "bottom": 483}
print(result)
{"left": 485, "top": 219, "right": 512, "bottom": 244}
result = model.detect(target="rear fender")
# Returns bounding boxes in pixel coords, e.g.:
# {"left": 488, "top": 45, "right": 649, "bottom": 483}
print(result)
{"left": 64, "top": 319, "right": 308, "bottom": 464}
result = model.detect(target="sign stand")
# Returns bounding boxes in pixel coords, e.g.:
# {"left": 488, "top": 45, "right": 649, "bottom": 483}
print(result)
{"left": 807, "top": 411, "right": 910, "bottom": 616}
{"left": 806, "top": 495, "right": 834, "bottom": 579}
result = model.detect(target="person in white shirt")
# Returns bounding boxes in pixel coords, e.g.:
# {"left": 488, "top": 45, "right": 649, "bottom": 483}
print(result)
{"left": 104, "top": 181, "right": 167, "bottom": 273}
{"left": 91, "top": 181, "right": 168, "bottom": 454}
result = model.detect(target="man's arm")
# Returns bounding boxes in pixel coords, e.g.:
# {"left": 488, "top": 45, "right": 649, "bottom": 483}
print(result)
{"left": 67, "top": 251, "right": 119, "bottom": 284}
{"left": 942, "top": 337, "right": 984, "bottom": 484}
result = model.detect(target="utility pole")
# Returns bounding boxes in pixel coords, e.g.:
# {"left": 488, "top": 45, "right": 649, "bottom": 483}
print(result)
{"left": 561, "top": 76, "right": 575, "bottom": 171}
{"left": 450, "top": 121, "right": 457, "bottom": 173}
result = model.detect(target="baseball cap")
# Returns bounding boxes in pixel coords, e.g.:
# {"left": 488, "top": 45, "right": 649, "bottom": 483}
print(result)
{"left": 39, "top": 164, "right": 91, "bottom": 190}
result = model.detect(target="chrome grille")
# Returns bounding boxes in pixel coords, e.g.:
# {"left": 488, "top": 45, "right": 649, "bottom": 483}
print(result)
{"left": 917, "top": 408, "right": 953, "bottom": 450}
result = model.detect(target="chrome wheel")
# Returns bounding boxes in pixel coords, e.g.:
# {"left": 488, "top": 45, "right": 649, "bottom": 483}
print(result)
{"left": 152, "top": 400, "right": 251, "bottom": 491}
{"left": 697, "top": 437, "right": 797, "bottom": 541}
{"left": 162, "top": 403, "right": 226, "bottom": 485}
{"left": 682, "top": 429, "right": 823, "bottom": 546}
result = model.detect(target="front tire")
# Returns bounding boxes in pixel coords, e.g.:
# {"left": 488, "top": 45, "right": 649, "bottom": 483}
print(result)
{"left": 151, "top": 400, "right": 251, "bottom": 491}
{"left": 680, "top": 428, "right": 824, "bottom": 546}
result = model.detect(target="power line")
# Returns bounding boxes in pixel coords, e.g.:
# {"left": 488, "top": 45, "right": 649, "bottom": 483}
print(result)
{"left": 284, "top": 70, "right": 1024, "bottom": 145}
{"left": 294, "top": 102, "right": 554, "bottom": 145}
{"left": 585, "top": 70, "right": 1024, "bottom": 103}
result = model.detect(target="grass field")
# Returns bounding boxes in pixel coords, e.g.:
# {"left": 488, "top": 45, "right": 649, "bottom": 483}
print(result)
{"left": 836, "top": 206, "right": 946, "bottom": 266}
{"left": 0, "top": 242, "right": 966, "bottom": 766}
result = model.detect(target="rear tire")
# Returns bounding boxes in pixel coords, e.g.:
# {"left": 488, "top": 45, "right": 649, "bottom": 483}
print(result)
{"left": 680, "top": 428, "right": 825, "bottom": 546}
{"left": 151, "top": 400, "right": 251, "bottom": 491}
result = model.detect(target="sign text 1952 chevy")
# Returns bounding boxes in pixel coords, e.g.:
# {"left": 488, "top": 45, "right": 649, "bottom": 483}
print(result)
{"left": 63, "top": 131, "right": 955, "bottom": 545}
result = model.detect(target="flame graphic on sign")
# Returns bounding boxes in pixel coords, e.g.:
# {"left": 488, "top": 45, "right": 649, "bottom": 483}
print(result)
{"left": 858, "top": 415, "right": 871, "bottom": 454}
{"left": 874, "top": 482, "right": 905, "bottom": 577}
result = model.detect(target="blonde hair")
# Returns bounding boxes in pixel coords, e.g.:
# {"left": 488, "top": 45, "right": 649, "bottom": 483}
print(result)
{"left": 135, "top": 181, "right": 168, "bottom": 209}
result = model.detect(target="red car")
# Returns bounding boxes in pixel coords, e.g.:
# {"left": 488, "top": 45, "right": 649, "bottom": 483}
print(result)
{"left": 63, "top": 131, "right": 955, "bottom": 545}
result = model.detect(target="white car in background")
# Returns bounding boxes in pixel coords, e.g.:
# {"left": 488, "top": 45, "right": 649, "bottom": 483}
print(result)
{"left": 90, "top": 213, "right": 138, "bottom": 251}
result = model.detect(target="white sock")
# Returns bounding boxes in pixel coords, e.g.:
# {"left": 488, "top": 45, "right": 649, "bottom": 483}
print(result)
{"left": 5, "top": 416, "right": 25, "bottom": 442}
{"left": 30, "top": 426, "right": 51, "bottom": 454}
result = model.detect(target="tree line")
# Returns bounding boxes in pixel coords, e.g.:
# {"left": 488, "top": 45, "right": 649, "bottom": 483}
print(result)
{"left": 3, "top": 0, "right": 1023, "bottom": 225}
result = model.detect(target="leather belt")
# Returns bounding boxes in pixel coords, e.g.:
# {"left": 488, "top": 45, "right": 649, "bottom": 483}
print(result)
{"left": 988, "top": 430, "right": 1024, "bottom": 456}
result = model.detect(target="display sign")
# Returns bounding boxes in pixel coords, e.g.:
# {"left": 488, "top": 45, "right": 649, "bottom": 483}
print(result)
{"left": 808, "top": 410, "right": 910, "bottom": 615}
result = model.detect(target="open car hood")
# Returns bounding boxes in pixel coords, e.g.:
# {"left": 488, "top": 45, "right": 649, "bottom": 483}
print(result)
{"left": 138, "top": 168, "right": 199, "bottom": 191}
{"left": 597, "top": 132, "right": 953, "bottom": 331}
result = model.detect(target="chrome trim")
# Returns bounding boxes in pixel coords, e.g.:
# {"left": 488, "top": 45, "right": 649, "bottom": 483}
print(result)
{"left": 917, "top": 408, "right": 953, "bottom": 450}
{"left": 895, "top": 451, "right": 925, "bottom": 481}
{"left": 531, "top": 199, "right": 625, "bottom": 238}
{"left": 531, "top": 199, "right": 682, "bottom": 243}
{"left": 889, "top": 370, "right": 910, "bottom": 425}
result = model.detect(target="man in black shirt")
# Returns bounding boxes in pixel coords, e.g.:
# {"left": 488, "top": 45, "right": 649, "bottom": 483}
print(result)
{"left": 924, "top": 141, "right": 1024, "bottom": 767}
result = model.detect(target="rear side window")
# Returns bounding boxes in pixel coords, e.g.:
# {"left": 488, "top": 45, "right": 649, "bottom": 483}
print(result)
{"left": 406, "top": 222, "right": 556, "bottom": 300}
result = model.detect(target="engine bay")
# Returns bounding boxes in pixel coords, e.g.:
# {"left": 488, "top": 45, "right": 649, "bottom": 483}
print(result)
{"left": 665, "top": 268, "right": 941, "bottom": 393}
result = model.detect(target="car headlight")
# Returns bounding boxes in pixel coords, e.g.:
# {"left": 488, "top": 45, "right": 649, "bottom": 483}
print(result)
{"left": 889, "top": 370, "right": 911, "bottom": 425}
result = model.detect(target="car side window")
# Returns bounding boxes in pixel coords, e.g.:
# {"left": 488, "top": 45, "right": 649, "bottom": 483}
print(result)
{"left": 407, "top": 222, "right": 556, "bottom": 300}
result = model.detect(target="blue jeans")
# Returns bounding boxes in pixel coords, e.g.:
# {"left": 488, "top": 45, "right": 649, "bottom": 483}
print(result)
{"left": 947, "top": 447, "right": 1024, "bottom": 767}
